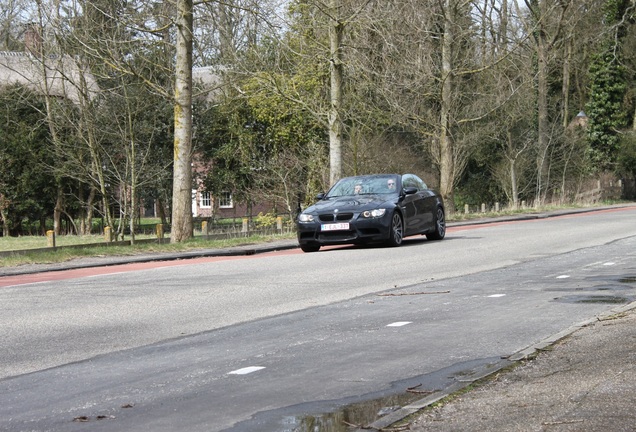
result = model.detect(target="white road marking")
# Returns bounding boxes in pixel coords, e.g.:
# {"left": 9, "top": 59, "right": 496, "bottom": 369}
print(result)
{"left": 488, "top": 294, "right": 506, "bottom": 298}
{"left": 604, "top": 262, "right": 616, "bottom": 266}
{"left": 228, "top": 366, "right": 265, "bottom": 375}
{"left": 386, "top": 321, "right": 412, "bottom": 327}
{"left": 556, "top": 275, "right": 570, "bottom": 279}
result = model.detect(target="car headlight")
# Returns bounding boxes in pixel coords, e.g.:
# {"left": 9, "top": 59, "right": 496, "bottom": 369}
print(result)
{"left": 361, "top": 209, "right": 386, "bottom": 218}
{"left": 298, "top": 213, "right": 315, "bottom": 222}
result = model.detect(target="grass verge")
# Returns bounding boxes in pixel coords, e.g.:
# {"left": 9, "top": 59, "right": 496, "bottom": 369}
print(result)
{"left": 0, "top": 233, "right": 297, "bottom": 267}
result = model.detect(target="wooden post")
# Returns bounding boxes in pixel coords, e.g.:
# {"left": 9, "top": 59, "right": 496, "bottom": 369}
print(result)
{"left": 495, "top": 202, "right": 500, "bottom": 212}
{"left": 242, "top": 218, "right": 248, "bottom": 233}
{"left": 156, "top": 224, "right": 164, "bottom": 240}
{"left": 104, "top": 226, "right": 112, "bottom": 242}
{"left": 464, "top": 204, "right": 469, "bottom": 214}
{"left": 46, "top": 230, "right": 55, "bottom": 248}
{"left": 276, "top": 216, "right": 283, "bottom": 232}
{"left": 481, "top": 203, "right": 486, "bottom": 213}
{"left": 202, "top": 220, "right": 209, "bottom": 239}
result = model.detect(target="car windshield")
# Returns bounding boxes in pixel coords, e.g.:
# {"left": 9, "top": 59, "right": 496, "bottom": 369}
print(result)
{"left": 326, "top": 176, "right": 399, "bottom": 197}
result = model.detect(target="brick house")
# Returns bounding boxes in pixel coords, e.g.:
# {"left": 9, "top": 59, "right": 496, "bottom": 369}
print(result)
{"left": 190, "top": 68, "right": 282, "bottom": 220}
{"left": 190, "top": 156, "right": 279, "bottom": 220}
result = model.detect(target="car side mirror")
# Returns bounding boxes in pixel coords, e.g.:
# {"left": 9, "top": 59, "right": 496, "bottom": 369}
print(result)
{"left": 403, "top": 187, "right": 418, "bottom": 195}
{"left": 316, "top": 193, "right": 325, "bottom": 200}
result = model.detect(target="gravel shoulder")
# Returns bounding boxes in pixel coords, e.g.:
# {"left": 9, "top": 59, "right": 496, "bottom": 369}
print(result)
{"left": 408, "top": 306, "right": 636, "bottom": 432}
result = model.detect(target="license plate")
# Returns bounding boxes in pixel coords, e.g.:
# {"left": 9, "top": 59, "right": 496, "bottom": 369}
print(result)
{"left": 321, "top": 223, "right": 350, "bottom": 231}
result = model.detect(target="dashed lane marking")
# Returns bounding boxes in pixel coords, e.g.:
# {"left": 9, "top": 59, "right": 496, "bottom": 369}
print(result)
{"left": 386, "top": 321, "right": 412, "bottom": 327}
{"left": 228, "top": 366, "right": 266, "bottom": 375}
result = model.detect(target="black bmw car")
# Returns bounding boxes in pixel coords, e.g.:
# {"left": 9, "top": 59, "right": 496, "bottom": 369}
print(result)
{"left": 296, "top": 173, "right": 446, "bottom": 252}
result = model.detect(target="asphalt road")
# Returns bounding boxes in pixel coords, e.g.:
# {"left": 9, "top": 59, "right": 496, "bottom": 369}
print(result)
{"left": 1, "top": 205, "right": 635, "bottom": 431}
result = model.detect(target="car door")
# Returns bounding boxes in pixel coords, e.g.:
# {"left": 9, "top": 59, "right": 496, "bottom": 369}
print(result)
{"left": 400, "top": 174, "right": 426, "bottom": 235}
{"left": 402, "top": 174, "right": 436, "bottom": 233}
{"left": 413, "top": 175, "right": 438, "bottom": 230}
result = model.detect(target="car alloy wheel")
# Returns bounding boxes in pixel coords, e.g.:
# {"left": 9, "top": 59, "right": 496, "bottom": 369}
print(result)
{"left": 427, "top": 206, "right": 446, "bottom": 240}
{"left": 387, "top": 212, "right": 403, "bottom": 247}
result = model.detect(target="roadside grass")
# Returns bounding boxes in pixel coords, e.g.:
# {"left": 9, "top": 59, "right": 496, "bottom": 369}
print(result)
{"left": 0, "top": 233, "right": 159, "bottom": 251}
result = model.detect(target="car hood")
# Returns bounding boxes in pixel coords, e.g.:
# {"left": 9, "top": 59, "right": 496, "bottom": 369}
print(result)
{"left": 305, "top": 194, "right": 397, "bottom": 214}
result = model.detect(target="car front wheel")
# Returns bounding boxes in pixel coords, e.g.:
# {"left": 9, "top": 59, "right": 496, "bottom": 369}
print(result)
{"left": 386, "top": 212, "right": 404, "bottom": 247}
{"left": 426, "top": 206, "right": 446, "bottom": 240}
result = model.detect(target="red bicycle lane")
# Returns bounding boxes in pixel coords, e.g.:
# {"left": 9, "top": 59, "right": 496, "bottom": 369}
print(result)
{"left": 0, "top": 249, "right": 301, "bottom": 288}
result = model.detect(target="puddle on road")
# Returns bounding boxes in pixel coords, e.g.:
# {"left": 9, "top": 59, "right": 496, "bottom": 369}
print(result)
{"left": 545, "top": 284, "right": 632, "bottom": 292}
{"left": 547, "top": 274, "right": 636, "bottom": 293}
{"left": 589, "top": 284, "right": 633, "bottom": 292}
{"left": 552, "top": 295, "right": 631, "bottom": 304}
{"left": 278, "top": 391, "right": 424, "bottom": 432}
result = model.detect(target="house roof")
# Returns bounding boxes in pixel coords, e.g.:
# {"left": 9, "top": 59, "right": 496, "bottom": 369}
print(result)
{"left": 0, "top": 51, "right": 99, "bottom": 104}
{"left": 193, "top": 66, "right": 225, "bottom": 102}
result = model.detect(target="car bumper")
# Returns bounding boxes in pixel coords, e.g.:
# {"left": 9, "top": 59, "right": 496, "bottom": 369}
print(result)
{"left": 296, "top": 216, "right": 392, "bottom": 246}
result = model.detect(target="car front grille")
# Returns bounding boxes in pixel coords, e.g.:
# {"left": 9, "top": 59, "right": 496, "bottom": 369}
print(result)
{"left": 319, "top": 231, "right": 355, "bottom": 241}
{"left": 318, "top": 213, "right": 354, "bottom": 222}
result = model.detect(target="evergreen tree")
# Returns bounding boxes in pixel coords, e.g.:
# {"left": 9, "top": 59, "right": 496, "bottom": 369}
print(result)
{"left": 585, "top": 0, "right": 631, "bottom": 171}
{"left": 0, "top": 86, "right": 56, "bottom": 235}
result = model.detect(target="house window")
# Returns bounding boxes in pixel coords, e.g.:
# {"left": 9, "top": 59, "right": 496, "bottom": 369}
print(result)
{"left": 218, "top": 192, "right": 233, "bottom": 208}
{"left": 200, "top": 191, "right": 211, "bottom": 208}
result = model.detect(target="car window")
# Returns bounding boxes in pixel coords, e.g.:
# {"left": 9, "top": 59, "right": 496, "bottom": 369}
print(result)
{"left": 370, "top": 176, "right": 398, "bottom": 193}
{"left": 402, "top": 174, "right": 428, "bottom": 191}
{"left": 327, "top": 180, "right": 354, "bottom": 197}
{"left": 401, "top": 174, "right": 418, "bottom": 190}
{"left": 413, "top": 174, "right": 428, "bottom": 190}
{"left": 327, "top": 176, "right": 399, "bottom": 197}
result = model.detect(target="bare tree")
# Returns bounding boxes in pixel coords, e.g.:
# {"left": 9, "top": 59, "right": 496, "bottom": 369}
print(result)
{"left": 171, "top": 0, "right": 195, "bottom": 242}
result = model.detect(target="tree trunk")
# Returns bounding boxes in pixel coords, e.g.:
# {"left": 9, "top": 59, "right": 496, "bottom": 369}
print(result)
{"left": 562, "top": 39, "right": 572, "bottom": 129}
{"left": 439, "top": 0, "right": 455, "bottom": 213}
{"left": 171, "top": 0, "right": 194, "bottom": 243}
{"left": 536, "top": 36, "right": 549, "bottom": 206}
{"left": 328, "top": 0, "right": 344, "bottom": 186}
{"left": 0, "top": 202, "right": 9, "bottom": 237}
{"left": 53, "top": 188, "right": 63, "bottom": 235}
{"left": 84, "top": 187, "right": 96, "bottom": 235}
{"left": 508, "top": 131, "right": 519, "bottom": 209}
{"left": 130, "top": 181, "right": 136, "bottom": 245}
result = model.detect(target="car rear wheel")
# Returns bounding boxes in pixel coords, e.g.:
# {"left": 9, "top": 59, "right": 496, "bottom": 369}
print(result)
{"left": 426, "top": 206, "right": 446, "bottom": 240}
{"left": 300, "top": 243, "right": 321, "bottom": 253}
{"left": 386, "top": 212, "right": 404, "bottom": 247}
